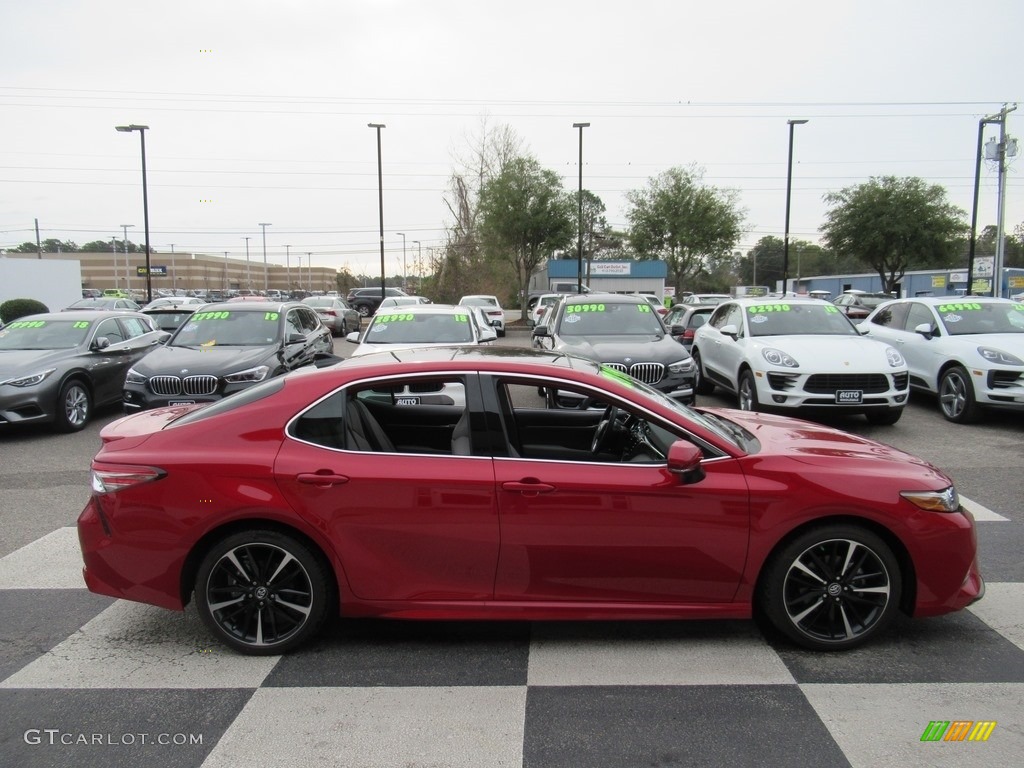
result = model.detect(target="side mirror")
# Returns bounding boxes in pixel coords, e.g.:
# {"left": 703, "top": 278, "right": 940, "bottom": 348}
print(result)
{"left": 667, "top": 441, "right": 705, "bottom": 485}
{"left": 479, "top": 326, "right": 498, "bottom": 343}
{"left": 914, "top": 322, "right": 937, "bottom": 339}
{"left": 670, "top": 324, "right": 686, "bottom": 337}
{"left": 286, "top": 333, "right": 306, "bottom": 345}
{"left": 91, "top": 336, "right": 110, "bottom": 351}
{"left": 533, "top": 325, "right": 551, "bottom": 337}
{"left": 345, "top": 330, "right": 361, "bottom": 344}
{"left": 719, "top": 324, "right": 739, "bottom": 340}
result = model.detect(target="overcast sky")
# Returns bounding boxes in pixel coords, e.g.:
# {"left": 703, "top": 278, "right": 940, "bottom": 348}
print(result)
{"left": 2, "top": 0, "right": 1022, "bottom": 279}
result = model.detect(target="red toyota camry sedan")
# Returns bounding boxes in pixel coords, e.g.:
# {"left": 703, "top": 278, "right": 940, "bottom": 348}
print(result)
{"left": 78, "top": 347, "right": 983, "bottom": 655}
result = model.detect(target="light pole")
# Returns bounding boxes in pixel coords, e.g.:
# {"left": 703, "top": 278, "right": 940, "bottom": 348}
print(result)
{"left": 306, "top": 253, "right": 312, "bottom": 292}
{"left": 572, "top": 122, "right": 590, "bottom": 294}
{"left": 111, "top": 237, "right": 118, "bottom": 288}
{"left": 243, "top": 237, "right": 251, "bottom": 288}
{"left": 258, "top": 223, "right": 271, "bottom": 293}
{"left": 169, "top": 243, "right": 176, "bottom": 290}
{"left": 296, "top": 255, "right": 302, "bottom": 292}
{"left": 782, "top": 118, "right": 808, "bottom": 295}
{"left": 120, "top": 224, "right": 133, "bottom": 294}
{"left": 285, "top": 244, "right": 291, "bottom": 291}
{"left": 412, "top": 240, "right": 421, "bottom": 292}
{"left": 115, "top": 124, "right": 153, "bottom": 302}
{"left": 368, "top": 123, "right": 386, "bottom": 299}
{"left": 223, "top": 252, "right": 229, "bottom": 291}
{"left": 395, "top": 232, "right": 407, "bottom": 292}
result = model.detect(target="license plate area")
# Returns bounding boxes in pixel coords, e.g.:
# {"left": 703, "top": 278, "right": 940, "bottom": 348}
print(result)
{"left": 395, "top": 396, "right": 421, "bottom": 406}
{"left": 168, "top": 400, "right": 196, "bottom": 406}
{"left": 835, "top": 390, "right": 863, "bottom": 404}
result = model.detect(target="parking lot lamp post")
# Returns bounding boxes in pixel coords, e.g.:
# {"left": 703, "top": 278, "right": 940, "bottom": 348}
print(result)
{"left": 572, "top": 122, "right": 590, "bottom": 294}
{"left": 285, "top": 244, "right": 292, "bottom": 291}
{"left": 259, "top": 223, "right": 271, "bottom": 292}
{"left": 120, "top": 224, "right": 134, "bottom": 294}
{"left": 115, "top": 125, "right": 153, "bottom": 302}
{"left": 243, "top": 237, "right": 251, "bottom": 288}
{"left": 412, "top": 240, "right": 421, "bottom": 292}
{"left": 396, "top": 232, "right": 407, "bottom": 292}
{"left": 368, "top": 123, "right": 386, "bottom": 299}
{"left": 782, "top": 119, "right": 808, "bottom": 295}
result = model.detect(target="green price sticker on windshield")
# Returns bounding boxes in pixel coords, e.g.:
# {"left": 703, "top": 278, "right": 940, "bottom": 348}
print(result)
{"left": 8, "top": 320, "right": 46, "bottom": 328}
{"left": 748, "top": 304, "right": 790, "bottom": 313}
{"left": 72, "top": 321, "right": 90, "bottom": 328}
{"left": 824, "top": 306, "right": 839, "bottom": 314}
{"left": 567, "top": 304, "right": 606, "bottom": 313}
{"left": 377, "top": 314, "right": 415, "bottom": 323}
{"left": 264, "top": 312, "right": 279, "bottom": 321}
{"left": 193, "top": 311, "right": 231, "bottom": 321}
{"left": 937, "top": 303, "right": 982, "bottom": 313}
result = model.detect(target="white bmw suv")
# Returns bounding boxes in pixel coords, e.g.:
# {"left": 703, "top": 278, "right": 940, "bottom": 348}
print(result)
{"left": 691, "top": 296, "right": 909, "bottom": 424}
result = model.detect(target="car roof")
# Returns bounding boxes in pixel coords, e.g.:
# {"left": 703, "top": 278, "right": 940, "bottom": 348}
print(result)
{"left": 894, "top": 296, "right": 1018, "bottom": 305}
{"left": 18, "top": 310, "right": 152, "bottom": 322}
{"left": 370, "top": 303, "right": 468, "bottom": 317}
{"left": 198, "top": 300, "right": 298, "bottom": 311}
{"left": 728, "top": 296, "right": 829, "bottom": 306}
{"left": 337, "top": 344, "right": 595, "bottom": 372}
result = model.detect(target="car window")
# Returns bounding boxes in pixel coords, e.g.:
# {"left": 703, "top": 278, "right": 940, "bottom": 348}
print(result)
{"left": 935, "top": 301, "right": 1024, "bottom": 335}
{"left": 172, "top": 309, "right": 281, "bottom": 347}
{"left": 289, "top": 375, "right": 470, "bottom": 455}
{"left": 905, "top": 303, "right": 936, "bottom": 333}
{"left": 119, "top": 316, "right": 151, "bottom": 338}
{"left": 0, "top": 318, "right": 91, "bottom": 350}
{"left": 297, "top": 307, "right": 321, "bottom": 333}
{"left": 745, "top": 303, "right": 857, "bottom": 337}
{"left": 867, "top": 302, "right": 907, "bottom": 329}
{"left": 557, "top": 301, "right": 663, "bottom": 336}
{"left": 94, "top": 317, "right": 126, "bottom": 344}
{"left": 365, "top": 312, "right": 475, "bottom": 344}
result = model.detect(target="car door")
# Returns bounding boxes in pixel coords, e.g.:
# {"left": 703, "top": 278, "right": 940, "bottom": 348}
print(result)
{"left": 868, "top": 301, "right": 941, "bottom": 389}
{"left": 87, "top": 317, "right": 138, "bottom": 405}
{"left": 273, "top": 374, "right": 500, "bottom": 601}
{"left": 488, "top": 377, "right": 749, "bottom": 604}
{"left": 700, "top": 303, "right": 744, "bottom": 388}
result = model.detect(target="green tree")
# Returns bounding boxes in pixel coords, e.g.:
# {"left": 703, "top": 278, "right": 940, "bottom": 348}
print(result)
{"left": 821, "top": 176, "right": 968, "bottom": 293}
{"left": 478, "top": 155, "right": 575, "bottom": 319}
{"left": 625, "top": 165, "right": 745, "bottom": 296}
{"left": 41, "top": 239, "right": 78, "bottom": 252}
{"left": 7, "top": 242, "right": 38, "bottom": 253}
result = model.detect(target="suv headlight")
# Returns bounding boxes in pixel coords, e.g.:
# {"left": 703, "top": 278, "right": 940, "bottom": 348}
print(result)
{"left": 0, "top": 368, "right": 56, "bottom": 387}
{"left": 124, "top": 367, "right": 147, "bottom": 385}
{"left": 762, "top": 348, "right": 798, "bottom": 368}
{"left": 885, "top": 347, "right": 905, "bottom": 367}
{"left": 223, "top": 365, "right": 271, "bottom": 384}
{"left": 668, "top": 358, "right": 695, "bottom": 374}
{"left": 978, "top": 347, "right": 1023, "bottom": 366}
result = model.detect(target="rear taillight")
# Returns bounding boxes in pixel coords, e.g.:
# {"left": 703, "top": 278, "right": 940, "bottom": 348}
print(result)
{"left": 91, "top": 461, "right": 166, "bottom": 494}
{"left": 683, "top": 329, "right": 695, "bottom": 341}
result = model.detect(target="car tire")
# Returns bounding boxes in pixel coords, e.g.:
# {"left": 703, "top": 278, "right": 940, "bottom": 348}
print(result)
{"left": 195, "top": 529, "right": 334, "bottom": 655}
{"left": 53, "top": 379, "right": 91, "bottom": 432}
{"left": 758, "top": 525, "right": 902, "bottom": 651}
{"left": 356, "top": 304, "right": 371, "bottom": 318}
{"left": 738, "top": 369, "right": 759, "bottom": 411}
{"left": 692, "top": 350, "right": 715, "bottom": 395}
{"left": 865, "top": 408, "right": 903, "bottom": 425}
{"left": 938, "top": 365, "right": 981, "bottom": 423}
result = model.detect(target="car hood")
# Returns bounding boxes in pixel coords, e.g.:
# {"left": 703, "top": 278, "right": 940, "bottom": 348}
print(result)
{"left": 555, "top": 335, "right": 687, "bottom": 362}
{"left": 0, "top": 348, "right": 79, "bottom": 377}
{"left": 748, "top": 334, "right": 900, "bottom": 365}
{"left": 713, "top": 408, "right": 948, "bottom": 483}
{"left": 939, "top": 333, "right": 1024, "bottom": 357}
{"left": 133, "top": 344, "right": 279, "bottom": 375}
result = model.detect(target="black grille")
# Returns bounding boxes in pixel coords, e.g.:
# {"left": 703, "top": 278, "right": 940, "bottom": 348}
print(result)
{"left": 804, "top": 373, "right": 890, "bottom": 394}
{"left": 892, "top": 372, "right": 909, "bottom": 391}
{"left": 603, "top": 362, "right": 665, "bottom": 385}
{"left": 990, "top": 370, "right": 1023, "bottom": 389}
{"left": 148, "top": 375, "right": 219, "bottom": 396}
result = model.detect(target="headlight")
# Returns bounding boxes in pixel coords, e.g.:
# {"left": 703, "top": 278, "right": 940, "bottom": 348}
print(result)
{"left": 668, "top": 358, "right": 695, "bottom": 374}
{"left": 762, "top": 348, "right": 798, "bottom": 368}
{"left": 885, "top": 347, "right": 905, "bottom": 367}
{"left": 223, "top": 365, "right": 271, "bottom": 384}
{"left": 124, "top": 367, "right": 147, "bottom": 385}
{"left": 0, "top": 368, "right": 56, "bottom": 387}
{"left": 978, "top": 347, "right": 1024, "bottom": 366}
{"left": 901, "top": 486, "right": 960, "bottom": 513}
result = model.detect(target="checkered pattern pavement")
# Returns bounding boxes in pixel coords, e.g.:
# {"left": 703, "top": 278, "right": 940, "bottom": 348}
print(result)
{"left": 2, "top": 513, "right": 1022, "bottom": 768}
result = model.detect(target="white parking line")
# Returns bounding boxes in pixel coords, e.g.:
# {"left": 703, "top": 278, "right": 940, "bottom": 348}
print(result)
{"left": 960, "top": 495, "right": 1010, "bottom": 521}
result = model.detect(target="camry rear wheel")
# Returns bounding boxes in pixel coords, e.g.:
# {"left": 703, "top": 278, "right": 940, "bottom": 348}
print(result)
{"left": 195, "top": 530, "right": 333, "bottom": 655}
{"left": 759, "top": 526, "right": 901, "bottom": 651}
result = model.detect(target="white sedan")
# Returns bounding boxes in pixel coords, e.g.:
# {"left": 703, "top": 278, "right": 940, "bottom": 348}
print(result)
{"left": 860, "top": 296, "right": 1024, "bottom": 423}
{"left": 346, "top": 303, "right": 497, "bottom": 358}
{"left": 458, "top": 295, "right": 505, "bottom": 336}
{"left": 691, "top": 297, "right": 909, "bottom": 424}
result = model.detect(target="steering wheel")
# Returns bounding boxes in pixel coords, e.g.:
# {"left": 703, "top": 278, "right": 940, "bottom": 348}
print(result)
{"left": 591, "top": 405, "right": 619, "bottom": 454}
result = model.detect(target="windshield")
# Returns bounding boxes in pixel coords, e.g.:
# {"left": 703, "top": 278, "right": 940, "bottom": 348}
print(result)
{"left": 746, "top": 303, "right": 857, "bottom": 337}
{"left": 364, "top": 312, "right": 475, "bottom": 344}
{"left": 558, "top": 302, "right": 664, "bottom": 336}
{"left": 0, "top": 319, "right": 90, "bottom": 350}
{"left": 935, "top": 301, "right": 1024, "bottom": 336}
{"left": 461, "top": 296, "right": 498, "bottom": 308}
{"left": 170, "top": 309, "right": 281, "bottom": 347}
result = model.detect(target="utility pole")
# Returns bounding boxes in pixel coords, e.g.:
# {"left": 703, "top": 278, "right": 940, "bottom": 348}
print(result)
{"left": 992, "top": 104, "right": 1017, "bottom": 298}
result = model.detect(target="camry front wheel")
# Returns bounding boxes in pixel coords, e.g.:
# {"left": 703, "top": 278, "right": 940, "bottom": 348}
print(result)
{"left": 759, "top": 526, "right": 901, "bottom": 651}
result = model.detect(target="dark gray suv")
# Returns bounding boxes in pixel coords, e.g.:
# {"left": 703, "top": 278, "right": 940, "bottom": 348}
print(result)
{"left": 345, "top": 287, "right": 408, "bottom": 317}
{"left": 532, "top": 293, "right": 696, "bottom": 405}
